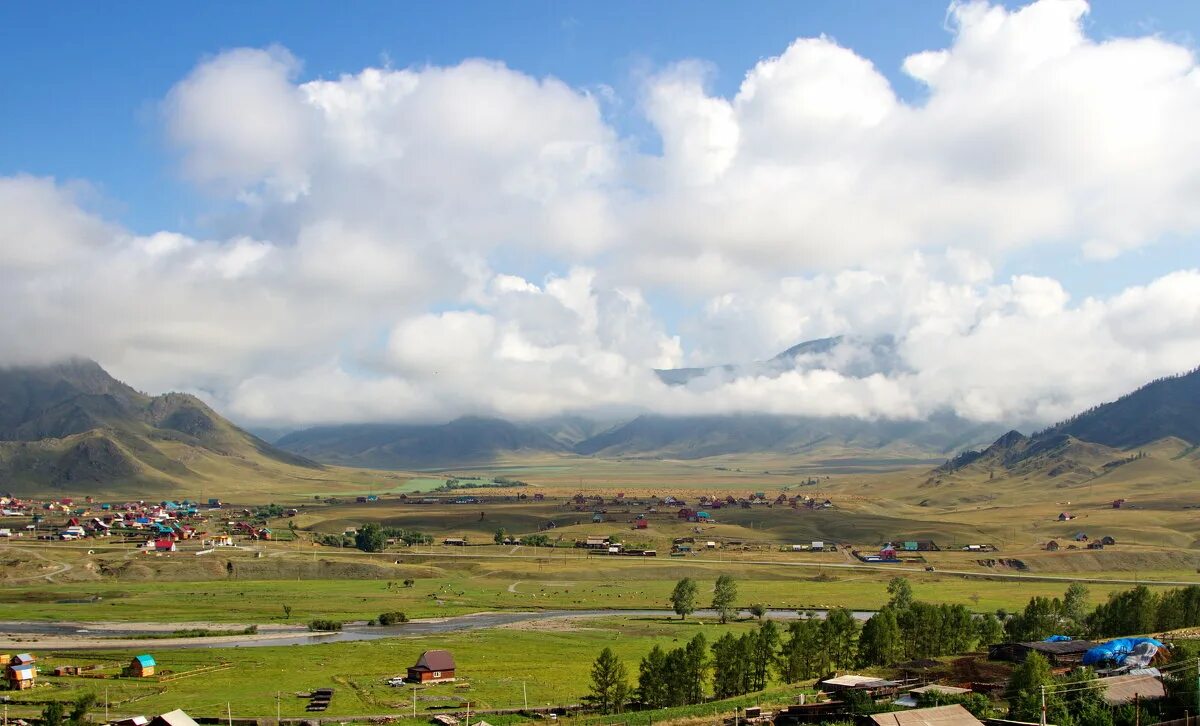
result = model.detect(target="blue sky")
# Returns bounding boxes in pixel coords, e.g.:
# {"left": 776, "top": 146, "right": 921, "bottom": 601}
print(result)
{"left": 3, "top": 0, "right": 1200, "bottom": 425}
{"left": 4, "top": 1, "right": 1196, "bottom": 240}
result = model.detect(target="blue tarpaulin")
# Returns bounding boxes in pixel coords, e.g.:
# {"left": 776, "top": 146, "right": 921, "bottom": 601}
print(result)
{"left": 1044, "top": 635, "right": 1073, "bottom": 642}
{"left": 1081, "top": 638, "right": 1164, "bottom": 666}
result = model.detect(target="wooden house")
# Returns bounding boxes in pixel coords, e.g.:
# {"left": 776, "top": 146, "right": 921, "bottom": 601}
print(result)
{"left": 6, "top": 655, "right": 37, "bottom": 690}
{"left": 128, "top": 654, "right": 156, "bottom": 677}
{"left": 7, "top": 663, "right": 36, "bottom": 690}
{"left": 407, "top": 650, "right": 456, "bottom": 683}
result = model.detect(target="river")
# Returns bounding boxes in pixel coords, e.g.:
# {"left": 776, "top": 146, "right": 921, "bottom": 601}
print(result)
{"left": 0, "top": 608, "right": 875, "bottom": 649}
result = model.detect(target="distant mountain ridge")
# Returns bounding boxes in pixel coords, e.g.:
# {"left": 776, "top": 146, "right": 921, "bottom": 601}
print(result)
{"left": 276, "top": 336, "right": 1004, "bottom": 469}
{"left": 0, "top": 358, "right": 318, "bottom": 492}
{"left": 938, "top": 366, "right": 1200, "bottom": 478}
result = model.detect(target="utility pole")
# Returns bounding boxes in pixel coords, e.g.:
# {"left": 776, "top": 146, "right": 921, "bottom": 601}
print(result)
{"left": 105, "top": 688, "right": 109, "bottom": 723}
{"left": 276, "top": 691, "right": 281, "bottom": 725}
{"left": 523, "top": 681, "right": 528, "bottom": 710}
{"left": 1040, "top": 685, "right": 1047, "bottom": 726}
{"left": 226, "top": 703, "right": 232, "bottom": 726}
{"left": 413, "top": 686, "right": 418, "bottom": 719}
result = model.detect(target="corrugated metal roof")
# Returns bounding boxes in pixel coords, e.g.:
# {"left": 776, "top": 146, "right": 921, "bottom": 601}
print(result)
{"left": 150, "top": 710, "right": 200, "bottom": 726}
{"left": 1097, "top": 673, "right": 1166, "bottom": 705}
{"left": 135, "top": 654, "right": 156, "bottom": 667}
{"left": 869, "top": 704, "right": 983, "bottom": 725}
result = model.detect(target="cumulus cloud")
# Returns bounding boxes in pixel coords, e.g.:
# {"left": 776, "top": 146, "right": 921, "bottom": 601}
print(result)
{"left": 4, "top": 0, "right": 1200, "bottom": 429}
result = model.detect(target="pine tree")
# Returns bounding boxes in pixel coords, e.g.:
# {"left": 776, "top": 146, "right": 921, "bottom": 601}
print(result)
{"left": 821, "top": 608, "right": 860, "bottom": 670}
{"left": 637, "top": 645, "right": 669, "bottom": 708}
{"left": 683, "top": 633, "right": 709, "bottom": 704}
{"left": 750, "top": 619, "right": 781, "bottom": 690}
{"left": 588, "top": 647, "right": 630, "bottom": 714}
{"left": 858, "top": 608, "right": 903, "bottom": 666}
{"left": 779, "top": 618, "right": 822, "bottom": 682}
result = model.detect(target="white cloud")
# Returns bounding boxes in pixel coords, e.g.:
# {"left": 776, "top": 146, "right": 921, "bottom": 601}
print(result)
{"left": 5, "top": 0, "right": 1200, "bottom": 429}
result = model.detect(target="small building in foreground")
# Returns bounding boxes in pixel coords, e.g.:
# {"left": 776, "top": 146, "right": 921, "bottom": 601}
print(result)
{"left": 989, "top": 639, "right": 1096, "bottom": 666}
{"left": 149, "top": 710, "right": 201, "bottom": 726}
{"left": 1097, "top": 671, "right": 1166, "bottom": 706}
{"left": 819, "top": 674, "right": 900, "bottom": 699}
{"left": 868, "top": 704, "right": 983, "bottom": 725}
{"left": 6, "top": 663, "right": 36, "bottom": 690}
{"left": 407, "top": 649, "right": 456, "bottom": 684}
{"left": 128, "top": 654, "right": 156, "bottom": 677}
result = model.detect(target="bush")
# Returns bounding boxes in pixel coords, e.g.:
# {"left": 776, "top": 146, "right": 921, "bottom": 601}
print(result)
{"left": 308, "top": 619, "right": 343, "bottom": 632}
{"left": 378, "top": 611, "right": 409, "bottom": 626}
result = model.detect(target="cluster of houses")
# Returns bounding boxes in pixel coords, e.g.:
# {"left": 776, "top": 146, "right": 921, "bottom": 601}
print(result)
{"left": 574, "top": 535, "right": 657, "bottom": 556}
{"left": 1045, "top": 533, "right": 1118, "bottom": 551}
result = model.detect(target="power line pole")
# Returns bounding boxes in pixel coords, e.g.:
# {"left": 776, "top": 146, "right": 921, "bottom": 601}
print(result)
{"left": 276, "top": 691, "right": 281, "bottom": 726}
{"left": 1040, "top": 685, "right": 1047, "bottom": 726}
{"left": 227, "top": 703, "right": 232, "bottom": 726}
{"left": 105, "top": 688, "right": 109, "bottom": 723}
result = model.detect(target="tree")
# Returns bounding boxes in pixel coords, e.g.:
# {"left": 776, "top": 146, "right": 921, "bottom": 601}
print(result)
{"left": 637, "top": 645, "right": 669, "bottom": 708}
{"left": 975, "top": 612, "right": 1005, "bottom": 647}
{"left": 354, "top": 522, "right": 386, "bottom": 553}
{"left": 821, "top": 608, "right": 860, "bottom": 670}
{"left": 748, "top": 603, "right": 768, "bottom": 620}
{"left": 403, "top": 578, "right": 415, "bottom": 588}
{"left": 1063, "top": 582, "right": 1090, "bottom": 629}
{"left": 779, "top": 618, "right": 822, "bottom": 682}
{"left": 682, "top": 633, "right": 709, "bottom": 704}
{"left": 41, "top": 701, "right": 66, "bottom": 726}
{"left": 858, "top": 608, "right": 902, "bottom": 667}
{"left": 711, "top": 632, "right": 746, "bottom": 698}
{"left": 712, "top": 574, "right": 738, "bottom": 623}
{"left": 1007, "top": 652, "right": 1057, "bottom": 723}
{"left": 588, "top": 647, "right": 630, "bottom": 714}
{"left": 1006, "top": 596, "right": 1066, "bottom": 642}
{"left": 282, "top": 604, "right": 293, "bottom": 620}
{"left": 887, "top": 576, "right": 914, "bottom": 610}
{"left": 1087, "top": 585, "right": 1157, "bottom": 637}
{"left": 750, "top": 619, "right": 781, "bottom": 690}
{"left": 493, "top": 527, "right": 506, "bottom": 544}
{"left": 670, "top": 577, "right": 698, "bottom": 620}
{"left": 43, "top": 695, "right": 95, "bottom": 726}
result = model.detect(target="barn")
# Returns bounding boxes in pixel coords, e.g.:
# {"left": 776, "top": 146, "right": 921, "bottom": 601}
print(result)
{"left": 407, "top": 650, "right": 456, "bottom": 683}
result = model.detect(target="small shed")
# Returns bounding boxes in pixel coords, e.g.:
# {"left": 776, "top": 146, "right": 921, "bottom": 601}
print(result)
{"left": 407, "top": 649, "right": 456, "bottom": 683}
{"left": 989, "top": 639, "right": 1096, "bottom": 665}
{"left": 819, "top": 675, "right": 899, "bottom": 699}
{"left": 8, "top": 663, "right": 36, "bottom": 690}
{"left": 129, "top": 654, "right": 156, "bottom": 677}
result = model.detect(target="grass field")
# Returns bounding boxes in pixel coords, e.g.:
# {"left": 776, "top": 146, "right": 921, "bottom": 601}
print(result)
{"left": 0, "top": 545, "right": 1188, "bottom": 624}
{"left": 4, "top": 617, "right": 786, "bottom": 720}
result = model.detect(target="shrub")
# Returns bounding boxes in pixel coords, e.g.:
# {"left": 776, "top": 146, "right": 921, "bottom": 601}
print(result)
{"left": 378, "top": 611, "right": 409, "bottom": 626}
{"left": 308, "top": 619, "right": 343, "bottom": 631}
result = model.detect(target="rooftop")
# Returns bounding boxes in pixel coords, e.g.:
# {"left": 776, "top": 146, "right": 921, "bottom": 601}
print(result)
{"left": 868, "top": 704, "right": 984, "bottom": 725}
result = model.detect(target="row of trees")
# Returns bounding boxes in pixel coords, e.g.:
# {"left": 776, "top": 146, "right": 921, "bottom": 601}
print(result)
{"left": 1004, "top": 583, "right": 1200, "bottom": 640}
{"left": 669, "top": 575, "right": 739, "bottom": 622}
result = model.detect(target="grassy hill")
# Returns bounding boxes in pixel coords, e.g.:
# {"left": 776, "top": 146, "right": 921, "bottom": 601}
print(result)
{"left": 0, "top": 358, "right": 340, "bottom": 496}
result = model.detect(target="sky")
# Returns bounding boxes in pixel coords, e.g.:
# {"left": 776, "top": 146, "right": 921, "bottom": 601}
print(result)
{"left": 3, "top": 0, "right": 1200, "bottom": 428}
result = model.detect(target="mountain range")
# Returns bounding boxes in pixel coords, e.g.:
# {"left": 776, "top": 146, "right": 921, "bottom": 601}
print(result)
{"left": 2, "top": 351, "right": 1197, "bottom": 490}
{"left": 0, "top": 358, "right": 318, "bottom": 492}
{"left": 937, "top": 365, "right": 1200, "bottom": 481}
